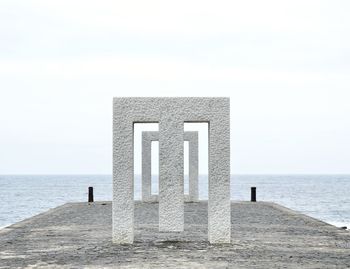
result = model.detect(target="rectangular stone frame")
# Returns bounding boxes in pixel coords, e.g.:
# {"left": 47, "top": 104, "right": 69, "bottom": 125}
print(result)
{"left": 142, "top": 131, "right": 199, "bottom": 202}
{"left": 113, "top": 97, "right": 230, "bottom": 244}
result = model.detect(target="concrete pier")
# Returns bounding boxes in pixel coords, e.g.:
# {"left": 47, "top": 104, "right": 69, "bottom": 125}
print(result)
{"left": 0, "top": 201, "right": 349, "bottom": 268}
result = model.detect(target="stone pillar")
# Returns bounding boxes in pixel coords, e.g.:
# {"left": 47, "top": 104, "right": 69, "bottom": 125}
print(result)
{"left": 112, "top": 109, "right": 134, "bottom": 244}
{"left": 187, "top": 132, "right": 199, "bottom": 202}
{"left": 141, "top": 133, "right": 154, "bottom": 202}
{"left": 208, "top": 101, "right": 231, "bottom": 243}
{"left": 159, "top": 117, "right": 184, "bottom": 232}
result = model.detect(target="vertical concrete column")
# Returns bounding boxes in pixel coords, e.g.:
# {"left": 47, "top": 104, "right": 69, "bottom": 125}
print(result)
{"left": 112, "top": 110, "right": 134, "bottom": 244}
{"left": 159, "top": 118, "right": 184, "bottom": 232}
{"left": 142, "top": 133, "right": 152, "bottom": 202}
{"left": 208, "top": 100, "right": 231, "bottom": 243}
{"left": 188, "top": 132, "right": 199, "bottom": 202}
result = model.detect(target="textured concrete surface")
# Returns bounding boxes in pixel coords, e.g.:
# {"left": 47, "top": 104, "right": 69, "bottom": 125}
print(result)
{"left": 1, "top": 201, "right": 349, "bottom": 269}
{"left": 113, "top": 97, "right": 230, "bottom": 243}
{"left": 142, "top": 131, "right": 199, "bottom": 202}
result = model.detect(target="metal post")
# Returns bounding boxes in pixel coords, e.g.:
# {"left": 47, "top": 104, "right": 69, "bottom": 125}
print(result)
{"left": 251, "top": 187, "right": 256, "bottom": 202}
{"left": 88, "top": 187, "right": 94, "bottom": 203}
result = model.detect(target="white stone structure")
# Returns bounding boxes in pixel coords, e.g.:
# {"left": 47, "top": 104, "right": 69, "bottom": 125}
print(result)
{"left": 113, "top": 97, "right": 230, "bottom": 244}
{"left": 142, "top": 131, "right": 199, "bottom": 202}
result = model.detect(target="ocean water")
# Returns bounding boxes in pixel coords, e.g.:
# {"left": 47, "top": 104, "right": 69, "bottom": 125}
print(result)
{"left": 0, "top": 175, "right": 349, "bottom": 229}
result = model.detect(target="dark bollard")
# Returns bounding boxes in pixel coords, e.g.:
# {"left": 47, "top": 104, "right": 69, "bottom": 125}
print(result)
{"left": 88, "top": 187, "right": 94, "bottom": 203}
{"left": 251, "top": 187, "right": 256, "bottom": 202}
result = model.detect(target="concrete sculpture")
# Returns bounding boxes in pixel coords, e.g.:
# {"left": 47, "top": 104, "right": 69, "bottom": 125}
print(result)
{"left": 142, "top": 131, "right": 198, "bottom": 202}
{"left": 113, "top": 97, "right": 230, "bottom": 244}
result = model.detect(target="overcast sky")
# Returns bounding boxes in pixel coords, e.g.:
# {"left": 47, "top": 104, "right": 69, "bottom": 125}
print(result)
{"left": 0, "top": 1, "right": 350, "bottom": 174}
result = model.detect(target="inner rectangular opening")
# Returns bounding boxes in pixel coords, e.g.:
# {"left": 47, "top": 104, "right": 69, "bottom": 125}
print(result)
{"left": 133, "top": 122, "right": 159, "bottom": 200}
{"left": 184, "top": 141, "right": 189, "bottom": 195}
{"left": 151, "top": 141, "right": 159, "bottom": 195}
{"left": 184, "top": 122, "right": 209, "bottom": 200}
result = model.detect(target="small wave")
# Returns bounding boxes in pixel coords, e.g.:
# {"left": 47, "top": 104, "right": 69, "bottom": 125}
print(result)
{"left": 327, "top": 221, "right": 349, "bottom": 229}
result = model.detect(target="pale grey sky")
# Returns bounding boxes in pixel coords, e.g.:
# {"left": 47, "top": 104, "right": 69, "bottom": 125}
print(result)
{"left": 0, "top": 1, "right": 349, "bottom": 174}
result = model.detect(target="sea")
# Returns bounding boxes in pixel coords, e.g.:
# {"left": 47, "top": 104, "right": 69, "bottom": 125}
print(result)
{"left": 0, "top": 174, "right": 349, "bottom": 229}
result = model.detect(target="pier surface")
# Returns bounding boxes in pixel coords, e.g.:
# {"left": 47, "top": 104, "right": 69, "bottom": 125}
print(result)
{"left": 0, "top": 201, "right": 349, "bottom": 268}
